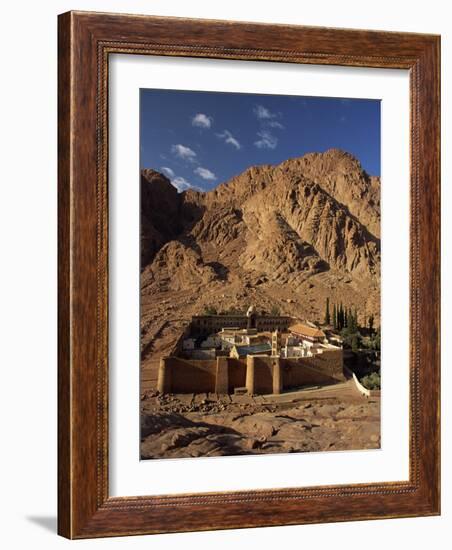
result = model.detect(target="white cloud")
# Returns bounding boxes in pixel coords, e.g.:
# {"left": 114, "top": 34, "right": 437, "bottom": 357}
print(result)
{"left": 254, "top": 105, "right": 274, "bottom": 120}
{"left": 266, "top": 120, "right": 284, "bottom": 129}
{"left": 254, "top": 130, "right": 278, "bottom": 150}
{"left": 171, "top": 144, "right": 197, "bottom": 162}
{"left": 171, "top": 176, "right": 193, "bottom": 192}
{"left": 160, "top": 166, "right": 175, "bottom": 178}
{"left": 194, "top": 167, "right": 216, "bottom": 181}
{"left": 160, "top": 164, "right": 205, "bottom": 192}
{"left": 253, "top": 104, "right": 285, "bottom": 130}
{"left": 253, "top": 105, "right": 284, "bottom": 149}
{"left": 217, "top": 130, "right": 241, "bottom": 150}
{"left": 192, "top": 113, "right": 213, "bottom": 128}
{"left": 171, "top": 177, "right": 204, "bottom": 193}
{"left": 159, "top": 172, "right": 204, "bottom": 193}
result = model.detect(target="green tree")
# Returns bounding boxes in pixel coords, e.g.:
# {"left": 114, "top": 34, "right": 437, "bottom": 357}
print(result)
{"left": 361, "top": 372, "right": 381, "bottom": 390}
{"left": 348, "top": 307, "right": 357, "bottom": 332}
{"left": 270, "top": 305, "right": 280, "bottom": 316}
{"left": 338, "top": 303, "right": 344, "bottom": 330}
{"left": 368, "top": 314, "right": 375, "bottom": 334}
{"left": 341, "top": 326, "right": 362, "bottom": 351}
{"left": 333, "top": 303, "right": 337, "bottom": 330}
{"left": 370, "top": 327, "right": 380, "bottom": 350}
{"left": 324, "top": 297, "right": 331, "bottom": 325}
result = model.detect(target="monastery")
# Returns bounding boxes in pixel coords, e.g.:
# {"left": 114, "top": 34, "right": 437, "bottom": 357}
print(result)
{"left": 157, "top": 307, "right": 345, "bottom": 396}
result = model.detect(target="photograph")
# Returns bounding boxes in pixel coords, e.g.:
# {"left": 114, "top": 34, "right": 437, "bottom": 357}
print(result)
{"left": 0, "top": 0, "right": 444, "bottom": 544}
{"left": 139, "top": 89, "right": 382, "bottom": 459}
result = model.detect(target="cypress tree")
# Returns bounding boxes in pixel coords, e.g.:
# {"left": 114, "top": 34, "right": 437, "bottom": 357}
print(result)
{"left": 333, "top": 303, "right": 337, "bottom": 330}
{"left": 349, "top": 308, "right": 355, "bottom": 331}
{"left": 368, "top": 314, "right": 374, "bottom": 334}
{"left": 324, "top": 297, "right": 331, "bottom": 325}
{"left": 339, "top": 303, "right": 344, "bottom": 330}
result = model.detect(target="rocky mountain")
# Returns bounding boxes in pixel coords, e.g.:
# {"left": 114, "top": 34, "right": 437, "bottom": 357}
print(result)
{"left": 140, "top": 149, "right": 380, "bottom": 367}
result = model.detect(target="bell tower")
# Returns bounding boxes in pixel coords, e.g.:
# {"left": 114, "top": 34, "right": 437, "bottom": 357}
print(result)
{"left": 272, "top": 329, "right": 281, "bottom": 356}
{"left": 246, "top": 305, "right": 256, "bottom": 329}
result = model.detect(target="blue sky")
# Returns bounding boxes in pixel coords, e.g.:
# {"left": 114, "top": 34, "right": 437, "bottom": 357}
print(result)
{"left": 140, "top": 89, "right": 380, "bottom": 192}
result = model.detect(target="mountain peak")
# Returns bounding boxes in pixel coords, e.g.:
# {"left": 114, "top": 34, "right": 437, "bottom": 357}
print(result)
{"left": 140, "top": 151, "right": 381, "bottom": 352}
{"left": 281, "top": 148, "right": 364, "bottom": 174}
{"left": 141, "top": 168, "right": 177, "bottom": 191}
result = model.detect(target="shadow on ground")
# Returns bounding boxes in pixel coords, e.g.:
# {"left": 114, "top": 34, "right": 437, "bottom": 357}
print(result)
{"left": 26, "top": 516, "right": 57, "bottom": 534}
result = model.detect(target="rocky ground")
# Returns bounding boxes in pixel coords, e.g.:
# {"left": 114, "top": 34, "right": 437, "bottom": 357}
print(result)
{"left": 140, "top": 381, "right": 380, "bottom": 459}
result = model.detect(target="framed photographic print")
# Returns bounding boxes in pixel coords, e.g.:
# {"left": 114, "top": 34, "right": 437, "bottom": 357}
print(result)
{"left": 58, "top": 11, "right": 440, "bottom": 538}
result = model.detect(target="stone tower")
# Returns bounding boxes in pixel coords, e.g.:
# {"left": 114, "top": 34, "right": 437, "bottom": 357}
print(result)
{"left": 246, "top": 305, "right": 256, "bottom": 329}
{"left": 272, "top": 329, "right": 281, "bottom": 356}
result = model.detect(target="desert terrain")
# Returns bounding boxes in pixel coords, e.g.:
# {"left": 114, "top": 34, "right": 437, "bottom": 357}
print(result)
{"left": 141, "top": 379, "right": 380, "bottom": 459}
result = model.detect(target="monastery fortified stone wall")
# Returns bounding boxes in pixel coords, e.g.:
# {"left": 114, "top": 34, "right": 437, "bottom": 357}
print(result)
{"left": 157, "top": 349, "right": 344, "bottom": 395}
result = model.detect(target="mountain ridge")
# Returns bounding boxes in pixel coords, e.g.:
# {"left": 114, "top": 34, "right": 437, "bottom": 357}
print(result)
{"left": 140, "top": 149, "right": 380, "bottom": 364}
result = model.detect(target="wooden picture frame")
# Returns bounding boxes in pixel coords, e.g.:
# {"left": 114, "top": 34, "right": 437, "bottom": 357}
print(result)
{"left": 58, "top": 10, "right": 440, "bottom": 539}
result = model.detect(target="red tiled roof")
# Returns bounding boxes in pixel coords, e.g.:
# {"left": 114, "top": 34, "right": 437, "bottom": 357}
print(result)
{"left": 289, "top": 323, "right": 325, "bottom": 338}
